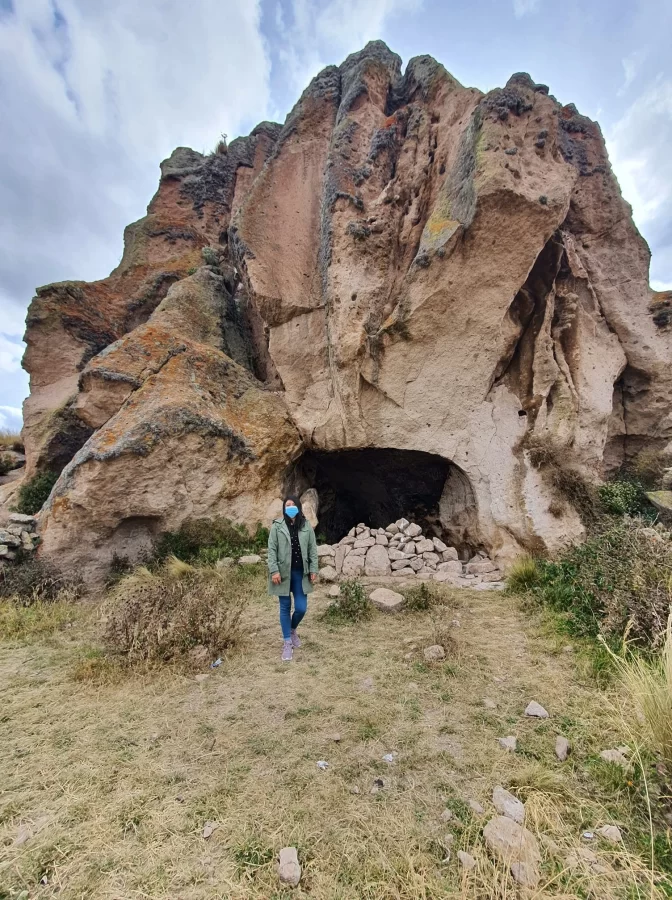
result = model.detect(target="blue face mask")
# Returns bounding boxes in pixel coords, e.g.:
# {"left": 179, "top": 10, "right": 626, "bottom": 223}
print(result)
{"left": 285, "top": 505, "right": 299, "bottom": 518}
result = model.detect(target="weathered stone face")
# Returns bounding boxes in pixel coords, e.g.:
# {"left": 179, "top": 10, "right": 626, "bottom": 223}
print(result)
{"left": 20, "top": 41, "right": 672, "bottom": 583}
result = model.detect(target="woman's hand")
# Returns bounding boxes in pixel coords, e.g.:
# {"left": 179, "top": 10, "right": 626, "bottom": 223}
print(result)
{"left": 310, "top": 573, "right": 317, "bottom": 584}
{"left": 271, "top": 572, "right": 281, "bottom": 585}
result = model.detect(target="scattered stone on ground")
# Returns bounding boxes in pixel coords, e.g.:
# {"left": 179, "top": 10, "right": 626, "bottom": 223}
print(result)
{"left": 483, "top": 697, "right": 497, "bottom": 709}
{"left": 468, "top": 799, "right": 484, "bottom": 815}
{"left": 555, "top": 735, "right": 570, "bottom": 761}
{"left": 202, "top": 821, "right": 217, "bottom": 839}
{"left": 238, "top": 554, "right": 261, "bottom": 565}
{"left": 440, "top": 809, "right": 456, "bottom": 822}
{"left": 498, "top": 736, "right": 517, "bottom": 752}
{"left": 524, "top": 700, "right": 549, "bottom": 718}
{"left": 457, "top": 850, "right": 476, "bottom": 870}
{"left": 327, "top": 584, "right": 340, "bottom": 598}
{"left": 483, "top": 816, "right": 541, "bottom": 888}
{"left": 423, "top": 644, "right": 446, "bottom": 661}
{"left": 565, "top": 847, "right": 610, "bottom": 875}
{"left": 278, "top": 847, "right": 301, "bottom": 886}
{"left": 369, "top": 587, "right": 405, "bottom": 612}
{"left": 600, "top": 747, "right": 630, "bottom": 768}
{"left": 596, "top": 824, "right": 622, "bottom": 843}
{"left": 492, "top": 786, "right": 525, "bottom": 824}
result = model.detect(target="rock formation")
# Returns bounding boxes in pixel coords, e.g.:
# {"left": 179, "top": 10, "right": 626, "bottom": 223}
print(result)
{"left": 18, "top": 41, "right": 672, "bottom": 584}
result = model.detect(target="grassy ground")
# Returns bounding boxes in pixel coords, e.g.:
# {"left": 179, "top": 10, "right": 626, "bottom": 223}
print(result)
{"left": 1, "top": 574, "right": 670, "bottom": 899}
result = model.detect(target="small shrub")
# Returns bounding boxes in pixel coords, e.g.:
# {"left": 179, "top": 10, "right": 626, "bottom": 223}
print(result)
{"left": 404, "top": 581, "right": 436, "bottom": 611}
{"left": 598, "top": 478, "right": 652, "bottom": 517}
{"left": 215, "top": 133, "right": 228, "bottom": 155}
{"left": 510, "top": 520, "right": 672, "bottom": 648}
{"left": 0, "top": 555, "right": 80, "bottom": 605}
{"left": 155, "top": 517, "right": 267, "bottom": 564}
{"left": 0, "top": 454, "right": 12, "bottom": 476}
{"left": 201, "top": 246, "right": 219, "bottom": 267}
{"left": 323, "top": 579, "right": 372, "bottom": 624}
{"left": 15, "top": 470, "right": 59, "bottom": 515}
{"left": 525, "top": 437, "right": 599, "bottom": 524}
{"left": 104, "top": 556, "right": 246, "bottom": 662}
{"left": 506, "top": 556, "right": 541, "bottom": 593}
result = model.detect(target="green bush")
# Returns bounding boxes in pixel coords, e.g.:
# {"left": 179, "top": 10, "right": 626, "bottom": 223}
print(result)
{"left": 155, "top": 517, "right": 268, "bottom": 564}
{"left": 509, "top": 520, "right": 672, "bottom": 648}
{"left": 0, "top": 454, "right": 12, "bottom": 476}
{"left": 598, "top": 479, "right": 653, "bottom": 518}
{"left": 323, "top": 579, "right": 372, "bottom": 624}
{"left": 403, "top": 581, "right": 436, "bottom": 611}
{"left": 15, "top": 470, "right": 59, "bottom": 515}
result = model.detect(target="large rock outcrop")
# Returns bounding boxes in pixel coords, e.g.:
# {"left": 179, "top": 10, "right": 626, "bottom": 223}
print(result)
{"left": 21, "top": 41, "right": 672, "bottom": 583}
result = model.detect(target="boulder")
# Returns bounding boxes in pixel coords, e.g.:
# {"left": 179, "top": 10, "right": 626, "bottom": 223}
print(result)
{"left": 335, "top": 544, "right": 347, "bottom": 574}
{"left": 596, "top": 824, "right": 622, "bottom": 843}
{"left": 369, "top": 587, "right": 405, "bottom": 612}
{"left": 410, "top": 558, "right": 424, "bottom": 572}
{"left": 432, "top": 538, "right": 448, "bottom": 553}
{"left": 375, "top": 533, "right": 389, "bottom": 546}
{"left": 391, "top": 558, "right": 412, "bottom": 570}
{"left": 498, "top": 736, "right": 517, "bottom": 752}
{"left": 354, "top": 536, "right": 376, "bottom": 549}
{"left": 405, "top": 523, "right": 422, "bottom": 537}
{"left": 8, "top": 513, "right": 36, "bottom": 528}
{"left": 238, "top": 554, "right": 262, "bottom": 565}
{"left": 395, "top": 519, "right": 410, "bottom": 532}
{"left": 441, "top": 548, "right": 459, "bottom": 562}
{"left": 466, "top": 559, "right": 497, "bottom": 575}
{"left": 392, "top": 567, "right": 415, "bottom": 577}
{"left": 341, "top": 555, "right": 364, "bottom": 577}
{"left": 317, "top": 544, "right": 334, "bottom": 557}
{"left": 599, "top": 747, "right": 630, "bottom": 769}
{"left": 424, "top": 644, "right": 446, "bottom": 661}
{"left": 24, "top": 41, "right": 672, "bottom": 585}
{"left": 438, "top": 560, "right": 463, "bottom": 574}
{"left": 387, "top": 523, "right": 399, "bottom": 534}
{"left": 387, "top": 548, "right": 407, "bottom": 561}
{"left": 422, "top": 551, "right": 440, "bottom": 564}
{"left": 364, "top": 544, "right": 391, "bottom": 577}
{"left": 319, "top": 565, "right": 338, "bottom": 582}
{"left": 483, "top": 816, "right": 541, "bottom": 888}
{"left": 415, "top": 538, "right": 434, "bottom": 554}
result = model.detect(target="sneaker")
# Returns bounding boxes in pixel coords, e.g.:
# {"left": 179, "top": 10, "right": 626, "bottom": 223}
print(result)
{"left": 281, "top": 640, "right": 293, "bottom": 662}
{"left": 290, "top": 629, "right": 301, "bottom": 649}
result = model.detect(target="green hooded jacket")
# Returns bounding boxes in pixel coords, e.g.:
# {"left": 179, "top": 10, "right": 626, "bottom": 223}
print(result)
{"left": 267, "top": 516, "right": 318, "bottom": 596}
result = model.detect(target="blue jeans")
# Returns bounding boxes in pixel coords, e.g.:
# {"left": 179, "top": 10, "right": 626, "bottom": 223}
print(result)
{"left": 279, "top": 568, "right": 308, "bottom": 640}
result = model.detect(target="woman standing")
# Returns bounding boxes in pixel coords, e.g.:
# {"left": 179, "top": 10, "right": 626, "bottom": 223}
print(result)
{"left": 267, "top": 496, "right": 319, "bottom": 661}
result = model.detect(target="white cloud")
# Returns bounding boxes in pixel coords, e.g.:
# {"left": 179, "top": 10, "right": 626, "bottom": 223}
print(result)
{"left": 0, "top": 405, "right": 23, "bottom": 432}
{"left": 276, "top": 0, "right": 423, "bottom": 98}
{"left": 513, "top": 0, "right": 541, "bottom": 18}
{"left": 607, "top": 75, "right": 672, "bottom": 288}
{"left": 618, "top": 50, "right": 646, "bottom": 96}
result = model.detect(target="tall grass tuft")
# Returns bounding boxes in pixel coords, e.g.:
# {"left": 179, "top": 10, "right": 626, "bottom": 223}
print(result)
{"left": 602, "top": 610, "right": 672, "bottom": 771}
{"left": 323, "top": 579, "right": 372, "bottom": 624}
{"left": 104, "top": 556, "right": 249, "bottom": 663}
{"left": 506, "top": 556, "right": 541, "bottom": 593}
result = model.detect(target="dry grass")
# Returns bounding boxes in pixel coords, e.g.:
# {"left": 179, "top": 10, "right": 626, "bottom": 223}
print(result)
{"left": 0, "top": 428, "right": 23, "bottom": 453}
{"left": 103, "top": 556, "right": 251, "bottom": 662}
{"left": 603, "top": 611, "right": 672, "bottom": 771}
{"left": 0, "top": 574, "right": 670, "bottom": 898}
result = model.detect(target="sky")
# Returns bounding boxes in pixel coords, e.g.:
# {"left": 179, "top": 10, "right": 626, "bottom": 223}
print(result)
{"left": 1, "top": 0, "right": 670, "bottom": 432}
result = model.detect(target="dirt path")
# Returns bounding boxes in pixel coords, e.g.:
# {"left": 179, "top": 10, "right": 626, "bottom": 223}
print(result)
{"left": 0, "top": 584, "right": 663, "bottom": 898}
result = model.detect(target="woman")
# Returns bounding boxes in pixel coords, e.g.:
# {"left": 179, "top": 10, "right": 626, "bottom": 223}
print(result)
{"left": 267, "top": 496, "right": 319, "bottom": 661}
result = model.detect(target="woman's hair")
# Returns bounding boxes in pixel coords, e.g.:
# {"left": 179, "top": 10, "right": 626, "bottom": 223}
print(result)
{"left": 283, "top": 494, "right": 305, "bottom": 529}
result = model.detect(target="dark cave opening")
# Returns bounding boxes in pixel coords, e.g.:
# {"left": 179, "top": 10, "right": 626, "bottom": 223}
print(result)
{"left": 286, "top": 447, "right": 479, "bottom": 551}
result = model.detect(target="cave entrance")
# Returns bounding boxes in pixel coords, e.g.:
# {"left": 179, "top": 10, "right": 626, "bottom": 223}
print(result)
{"left": 286, "top": 447, "right": 479, "bottom": 553}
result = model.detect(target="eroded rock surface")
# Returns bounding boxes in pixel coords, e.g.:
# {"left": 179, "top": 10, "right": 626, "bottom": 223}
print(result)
{"left": 20, "top": 41, "right": 672, "bottom": 583}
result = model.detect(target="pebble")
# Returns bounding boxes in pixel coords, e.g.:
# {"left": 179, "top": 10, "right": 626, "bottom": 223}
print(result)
{"left": 202, "top": 821, "right": 217, "bottom": 838}
{"left": 424, "top": 644, "right": 446, "bottom": 661}
{"left": 524, "top": 701, "right": 549, "bottom": 718}
{"left": 596, "top": 824, "right": 622, "bottom": 843}
{"left": 458, "top": 850, "right": 477, "bottom": 870}
{"left": 468, "top": 799, "right": 484, "bottom": 815}
{"left": 498, "top": 736, "right": 517, "bottom": 752}
{"left": 278, "top": 847, "right": 301, "bottom": 886}
{"left": 555, "top": 735, "right": 570, "bottom": 761}
{"left": 492, "top": 786, "right": 525, "bottom": 824}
